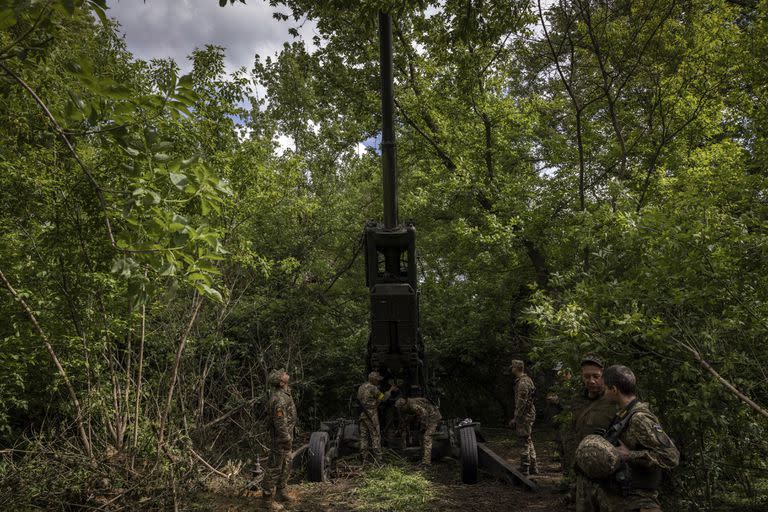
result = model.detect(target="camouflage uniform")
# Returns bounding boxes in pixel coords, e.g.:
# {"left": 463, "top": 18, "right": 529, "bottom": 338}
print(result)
{"left": 567, "top": 392, "right": 618, "bottom": 512}
{"left": 262, "top": 373, "right": 297, "bottom": 498}
{"left": 595, "top": 401, "right": 679, "bottom": 512}
{"left": 513, "top": 373, "right": 537, "bottom": 474}
{"left": 357, "top": 379, "right": 392, "bottom": 460}
{"left": 398, "top": 397, "right": 442, "bottom": 465}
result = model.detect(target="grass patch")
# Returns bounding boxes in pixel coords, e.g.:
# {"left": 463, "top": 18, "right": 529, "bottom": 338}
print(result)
{"left": 355, "top": 465, "right": 433, "bottom": 512}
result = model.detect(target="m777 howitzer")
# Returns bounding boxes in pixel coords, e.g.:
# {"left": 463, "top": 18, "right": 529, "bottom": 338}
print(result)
{"left": 289, "top": 11, "right": 536, "bottom": 491}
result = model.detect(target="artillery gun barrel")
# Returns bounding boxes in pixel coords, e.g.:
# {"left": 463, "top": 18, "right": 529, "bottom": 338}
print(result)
{"left": 379, "top": 11, "right": 398, "bottom": 230}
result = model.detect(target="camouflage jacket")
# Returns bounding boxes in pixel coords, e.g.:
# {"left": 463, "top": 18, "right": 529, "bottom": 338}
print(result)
{"left": 403, "top": 398, "right": 442, "bottom": 424}
{"left": 564, "top": 390, "right": 618, "bottom": 470}
{"left": 267, "top": 388, "right": 297, "bottom": 445}
{"left": 614, "top": 401, "right": 679, "bottom": 472}
{"left": 357, "top": 382, "right": 390, "bottom": 416}
{"left": 514, "top": 374, "right": 536, "bottom": 422}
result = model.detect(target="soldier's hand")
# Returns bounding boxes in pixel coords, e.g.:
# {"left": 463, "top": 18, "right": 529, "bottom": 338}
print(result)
{"left": 615, "top": 441, "right": 630, "bottom": 462}
{"left": 389, "top": 384, "right": 398, "bottom": 392}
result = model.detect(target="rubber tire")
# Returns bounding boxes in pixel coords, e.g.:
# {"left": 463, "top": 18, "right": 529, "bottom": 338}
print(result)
{"left": 307, "top": 431, "right": 330, "bottom": 482}
{"left": 460, "top": 426, "right": 479, "bottom": 484}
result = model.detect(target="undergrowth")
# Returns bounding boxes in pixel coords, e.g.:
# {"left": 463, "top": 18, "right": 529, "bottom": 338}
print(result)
{"left": 354, "top": 464, "right": 433, "bottom": 512}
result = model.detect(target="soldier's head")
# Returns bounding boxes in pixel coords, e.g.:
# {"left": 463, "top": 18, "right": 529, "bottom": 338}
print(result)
{"left": 580, "top": 354, "right": 605, "bottom": 399}
{"left": 395, "top": 397, "right": 407, "bottom": 409}
{"left": 508, "top": 359, "right": 525, "bottom": 377}
{"left": 368, "top": 371, "right": 383, "bottom": 384}
{"left": 603, "top": 365, "right": 636, "bottom": 403}
{"left": 268, "top": 368, "right": 290, "bottom": 389}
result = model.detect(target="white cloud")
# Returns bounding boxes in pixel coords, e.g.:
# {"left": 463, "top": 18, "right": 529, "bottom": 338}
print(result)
{"left": 105, "top": 0, "right": 316, "bottom": 75}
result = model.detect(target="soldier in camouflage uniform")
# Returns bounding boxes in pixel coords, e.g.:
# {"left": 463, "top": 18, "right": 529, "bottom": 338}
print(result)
{"left": 595, "top": 365, "right": 680, "bottom": 512}
{"left": 357, "top": 371, "right": 397, "bottom": 462}
{"left": 508, "top": 359, "right": 538, "bottom": 476}
{"left": 394, "top": 397, "right": 442, "bottom": 466}
{"left": 567, "top": 355, "right": 620, "bottom": 512}
{"left": 261, "top": 369, "right": 298, "bottom": 511}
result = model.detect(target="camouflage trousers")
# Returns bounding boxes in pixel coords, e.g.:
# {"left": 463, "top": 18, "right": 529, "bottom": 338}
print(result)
{"left": 359, "top": 412, "right": 381, "bottom": 459}
{"left": 595, "top": 483, "right": 663, "bottom": 512}
{"left": 575, "top": 472, "right": 601, "bottom": 512}
{"left": 262, "top": 441, "right": 292, "bottom": 493}
{"left": 420, "top": 418, "right": 440, "bottom": 465}
{"left": 517, "top": 433, "right": 537, "bottom": 473}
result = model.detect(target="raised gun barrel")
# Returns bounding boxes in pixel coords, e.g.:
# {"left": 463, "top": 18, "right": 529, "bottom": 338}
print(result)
{"left": 365, "top": 12, "right": 425, "bottom": 398}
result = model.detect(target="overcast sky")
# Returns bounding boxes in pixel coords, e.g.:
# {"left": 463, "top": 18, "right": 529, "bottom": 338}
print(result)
{"left": 105, "top": 0, "right": 310, "bottom": 75}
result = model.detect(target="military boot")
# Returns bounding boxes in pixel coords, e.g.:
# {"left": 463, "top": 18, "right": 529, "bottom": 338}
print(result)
{"left": 261, "top": 491, "right": 284, "bottom": 511}
{"left": 275, "top": 488, "right": 297, "bottom": 503}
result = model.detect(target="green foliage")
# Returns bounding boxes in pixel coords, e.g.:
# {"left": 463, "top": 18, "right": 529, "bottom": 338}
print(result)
{"left": 355, "top": 465, "right": 433, "bottom": 512}
{"left": 2, "top": 0, "right": 768, "bottom": 509}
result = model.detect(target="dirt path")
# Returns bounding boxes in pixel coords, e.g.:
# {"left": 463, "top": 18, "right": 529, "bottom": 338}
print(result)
{"left": 195, "top": 429, "right": 572, "bottom": 511}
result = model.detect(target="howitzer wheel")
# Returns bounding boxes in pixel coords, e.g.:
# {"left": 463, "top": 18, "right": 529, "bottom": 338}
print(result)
{"left": 307, "top": 431, "right": 330, "bottom": 482}
{"left": 459, "top": 426, "right": 479, "bottom": 484}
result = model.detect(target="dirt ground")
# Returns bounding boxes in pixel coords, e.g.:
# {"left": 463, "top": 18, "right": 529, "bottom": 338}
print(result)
{"left": 194, "top": 428, "right": 573, "bottom": 511}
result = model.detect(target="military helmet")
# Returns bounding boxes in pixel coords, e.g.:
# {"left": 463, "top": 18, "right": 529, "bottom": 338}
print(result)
{"left": 576, "top": 434, "right": 621, "bottom": 479}
{"left": 394, "top": 397, "right": 407, "bottom": 409}
{"left": 368, "top": 371, "right": 383, "bottom": 382}
{"left": 268, "top": 368, "right": 286, "bottom": 387}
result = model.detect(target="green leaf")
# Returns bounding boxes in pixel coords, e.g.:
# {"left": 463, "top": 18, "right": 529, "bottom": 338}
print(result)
{"left": 152, "top": 141, "right": 173, "bottom": 152}
{"left": 169, "top": 172, "right": 189, "bottom": 190}
{"left": 122, "top": 146, "right": 140, "bottom": 158}
{"left": 180, "top": 155, "right": 199, "bottom": 168}
{"left": 88, "top": 0, "right": 109, "bottom": 26}
{"left": 102, "top": 84, "right": 133, "bottom": 99}
{"left": 178, "top": 74, "right": 193, "bottom": 88}
{"left": 169, "top": 101, "right": 192, "bottom": 117}
{"left": 200, "top": 284, "right": 223, "bottom": 303}
{"left": 0, "top": 10, "right": 17, "bottom": 31}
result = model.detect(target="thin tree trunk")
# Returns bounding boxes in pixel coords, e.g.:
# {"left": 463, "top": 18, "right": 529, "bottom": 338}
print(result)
{"left": 133, "top": 302, "right": 147, "bottom": 450}
{"left": 0, "top": 268, "right": 93, "bottom": 458}
{"left": 158, "top": 295, "right": 203, "bottom": 447}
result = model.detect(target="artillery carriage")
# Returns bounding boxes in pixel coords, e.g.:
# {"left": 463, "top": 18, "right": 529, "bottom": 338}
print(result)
{"left": 290, "top": 11, "right": 536, "bottom": 491}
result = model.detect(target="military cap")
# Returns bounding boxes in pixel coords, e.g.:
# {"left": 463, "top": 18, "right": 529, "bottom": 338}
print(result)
{"left": 268, "top": 368, "right": 286, "bottom": 387}
{"left": 368, "top": 371, "right": 383, "bottom": 382}
{"left": 508, "top": 359, "right": 525, "bottom": 370}
{"left": 580, "top": 354, "right": 604, "bottom": 368}
{"left": 576, "top": 434, "right": 621, "bottom": 478}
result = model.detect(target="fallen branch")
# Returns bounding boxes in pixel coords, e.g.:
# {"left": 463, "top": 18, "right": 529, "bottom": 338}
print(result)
{"left": 188, "top": 447, "right": 229, "bottom": 479}
{"left": 677, "top": 339, "right": 768, "bottom": 420}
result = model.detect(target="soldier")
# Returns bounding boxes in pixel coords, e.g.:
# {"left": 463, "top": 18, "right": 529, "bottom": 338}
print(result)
{"left": 595, "top": 365, "right": 680, "bottom": 512}
{"left": 508, "top": 359, "right": 538, "bottom": 476}
{"left": 394, "top": 396, "right": 442, "bottom": 466}
{"left": 261, "top": 368, "right": 297, "bottom": 511}
{"left": 567, "top": 355, "right": 620, "bottom": 512}
{"left": 357, "top": 371, "right": 397, "bottom": 463}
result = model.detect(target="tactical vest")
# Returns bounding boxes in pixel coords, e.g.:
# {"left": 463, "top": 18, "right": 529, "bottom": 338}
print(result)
{"left": 603, "top": 400, "right": 663, "bottom": 491}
